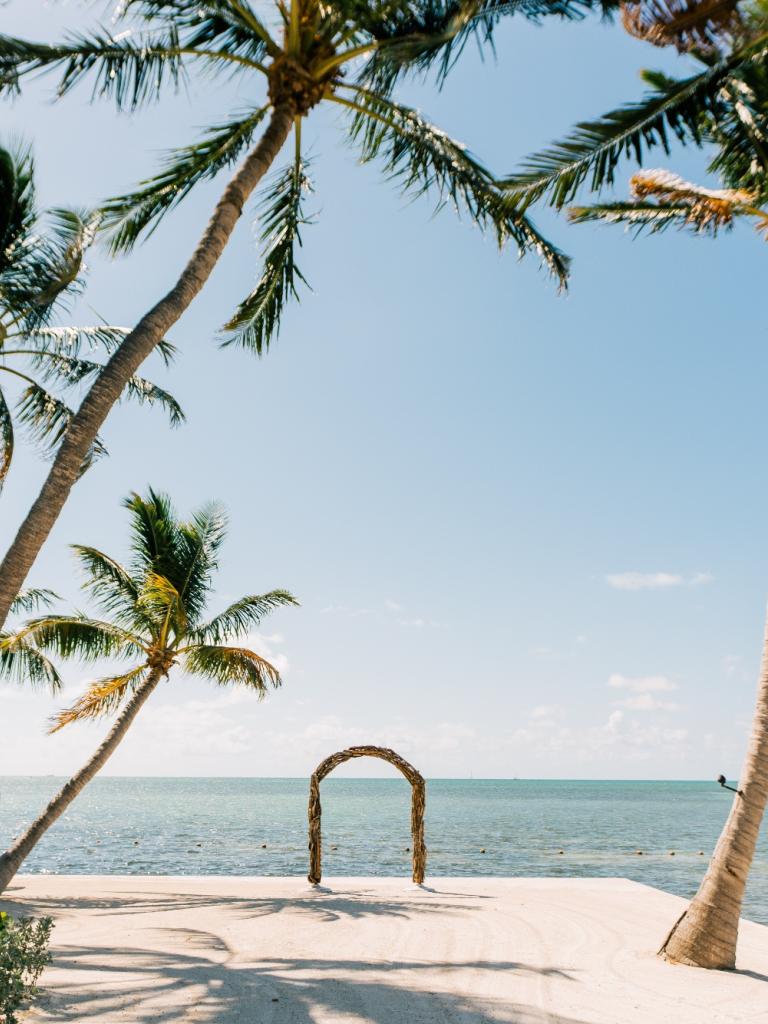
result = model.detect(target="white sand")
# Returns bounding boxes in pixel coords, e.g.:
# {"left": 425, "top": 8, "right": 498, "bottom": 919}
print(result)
{"left": 4, "top": 875, "right": 767, "bottom": 1023}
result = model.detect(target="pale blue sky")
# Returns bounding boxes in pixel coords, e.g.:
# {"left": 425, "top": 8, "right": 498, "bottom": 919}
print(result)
{"left": 1, "top": 0, "right": 765, "bottom": 779}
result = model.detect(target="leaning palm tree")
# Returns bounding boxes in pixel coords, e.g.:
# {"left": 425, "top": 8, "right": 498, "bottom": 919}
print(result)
{"left": 569, "top": 171, "right": 768, "bottom": 971}
{"left": 506, "top": 0, "right": 768, "bottom": 970}
{"left": 0, "top": 0, "right": 616, "bottom": 627}
{"left": 0, "top": 488, "right": 297, "bottom": 892}
{"left": 0, "top": 140, "right": 183, "bottom": 486}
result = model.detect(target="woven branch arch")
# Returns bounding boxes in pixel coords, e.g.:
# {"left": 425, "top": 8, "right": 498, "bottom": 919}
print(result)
{"left": 307, "top": 745, "right": 427, "bottom": 885}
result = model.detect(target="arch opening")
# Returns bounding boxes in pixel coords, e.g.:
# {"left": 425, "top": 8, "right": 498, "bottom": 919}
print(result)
{"left": 307, "top": 745, "right": 427, "bottom": 884}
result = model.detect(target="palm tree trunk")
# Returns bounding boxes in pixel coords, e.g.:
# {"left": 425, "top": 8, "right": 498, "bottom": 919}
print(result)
{"left": 0, "top": 104, "right": 294, "bottom": 630}
{"left": 659, "top": 605, "right": 768, "bottom": 969}
{"left": 0, "top": 669, "right": 162, "bottom": 893}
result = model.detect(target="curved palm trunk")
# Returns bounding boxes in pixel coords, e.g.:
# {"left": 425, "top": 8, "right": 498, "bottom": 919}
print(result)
{"left": 0, "top": 105, "right": 294, "bottom": 629}
{"left": 660, "top": 607, "right": 768, "bottom": 969}
{"left": 0, "top": 669, "right": 162, "bottom": 893}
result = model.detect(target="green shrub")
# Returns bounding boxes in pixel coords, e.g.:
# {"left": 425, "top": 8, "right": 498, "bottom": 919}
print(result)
{"left": 0, "top": 911, "right": 53, "bottom": 1024}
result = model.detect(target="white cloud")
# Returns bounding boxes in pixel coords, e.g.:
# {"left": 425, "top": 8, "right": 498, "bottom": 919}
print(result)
{"left": 605, "top": 571, "right": 713, "bottom": 591}
{"left": 384, "top": 599, "right": 404, "bottom": 612}
{"left": 608, "top": 673, "right": 677, "bottom": 693}
{"left": 613, "top": 694, "right": 680, "bottom": 712}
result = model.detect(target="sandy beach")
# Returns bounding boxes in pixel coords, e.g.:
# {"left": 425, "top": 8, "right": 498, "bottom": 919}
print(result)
{"left": 3, "top": 875, "right": 766, "bottom": 1023}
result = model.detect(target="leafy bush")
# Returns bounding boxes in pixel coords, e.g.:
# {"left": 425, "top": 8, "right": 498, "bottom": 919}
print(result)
{"left": 0, "top": 911, "right": 53, "bottom": 1024}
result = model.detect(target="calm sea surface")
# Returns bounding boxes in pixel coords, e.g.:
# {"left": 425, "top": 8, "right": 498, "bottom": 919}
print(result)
{"left": 2, "top": 777, "right": 767, "bottom": 923}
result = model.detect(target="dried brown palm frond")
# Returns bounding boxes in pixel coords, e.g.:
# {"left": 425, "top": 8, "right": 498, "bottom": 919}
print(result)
{"left": 568, "top": 168, "right": 768, "bottom": 237}
{"left": 620, "top": 0, "right": 742, "bottom": 52}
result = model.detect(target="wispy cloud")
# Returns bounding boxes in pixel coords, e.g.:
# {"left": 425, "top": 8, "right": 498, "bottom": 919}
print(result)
{"left": 608, "top": 673, "right": 677, "bottom": 693}
{"left": 605, "top": 571, "right": 713, "bottom": 591}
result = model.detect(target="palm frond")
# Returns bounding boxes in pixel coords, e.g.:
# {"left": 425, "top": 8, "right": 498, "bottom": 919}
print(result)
{"left": 122, "top": 374, "right": 185, "bottom": 427}
{"left": 183, "top": 643, "right": 281, "bottom": 694}
{"left": 0, "top": 633, "right": 62, "bottom": 691}
{"left": 119, "top": 0, "right": 280, "bottom": 60}
{"left": 502, "top": 39, "right": 768, "bottom": 208}
{"left": 354, "top": 0, "right": 619, "bottom": 95}
{"left": 222, "top": 153, "right": 314, "bottom": 353}
{"left": 49, "top": 665, "right": 148, "bottom": 732}
{"left": 620, "top": 0, "right": 741, "bottom": 52}
{"left": 102, "top": 105, "right": 270, "bottom": 253}
{"left": 0, "top": 29, "right": 188, "bottom": 110}
{"left": 70, "top": 545, "right": 144, "bottom": 627}
{"left": 191, "top": 590, "right": 299, "bottom": 645}
{"left": 706, "top": 70, "right": 768, "bottom": 199}
{"left": 123, "top": 489, "right": 183, "bottom": 584}
{"left": 9, "top": 588, "right": 59, "bottom": 615}
{"left": 24, "top": 326, "right": 178, "bottom": 366}
{"left": 569, "top": 168, "right": 767, "bottom": 235}
{"left": 137, "top": 572, "right": 188, "bottom": 637}
{"left": 0, "top": 388, "right": 13, "bottom": 488}
{"left": 0, "top": 141, "right": 36, "bottom": 274}
{"left": 15, "top": 383, "right": 107, "bottom": 470}
{"left": 13, "top": 614, "right": 145, "bottom": 662}
{"left": 176, "top": 502, "right": 229, "bottom": 624}
{"left": 340, "top": 89, "right": 569, "bottom": 284}
{"left": 1, "top": 208, "right": 97, "bottom": 328}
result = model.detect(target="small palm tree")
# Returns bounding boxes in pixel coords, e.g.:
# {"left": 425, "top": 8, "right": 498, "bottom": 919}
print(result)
{"left": 0, "top": 0, "right": 612, "bottom": 626}
{"left": 0, "top": 488, "right": 297, "bottom": 892}
{"left": 0, "top": 141, "right": 183, "bottom": 486}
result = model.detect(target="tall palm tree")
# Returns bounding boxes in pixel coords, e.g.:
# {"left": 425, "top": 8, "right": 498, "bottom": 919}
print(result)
{"left": 503, "top": 0, "right": 768, "bottom": 971}
{"left": 0, "top": 0, "right": 616, "bottom": 627}
{"left": 0, "top": 488, "right": 297, "bottom": 892}
{"left": 0, "top": 141, "right": 183, "bottom": 486}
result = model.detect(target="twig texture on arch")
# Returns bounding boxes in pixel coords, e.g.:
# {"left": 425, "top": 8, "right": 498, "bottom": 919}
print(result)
{"left": 307, "top": 745, "right": 427, "bottom": 885}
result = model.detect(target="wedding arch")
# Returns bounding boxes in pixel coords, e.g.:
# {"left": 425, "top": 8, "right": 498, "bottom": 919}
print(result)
{"left": 307, "top": 745, "right": 427, "bottom": 884}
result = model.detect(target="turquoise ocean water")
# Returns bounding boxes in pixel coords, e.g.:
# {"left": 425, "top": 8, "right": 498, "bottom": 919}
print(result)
{"left": 2, "top": 777, "right": 767, "bottom": 924}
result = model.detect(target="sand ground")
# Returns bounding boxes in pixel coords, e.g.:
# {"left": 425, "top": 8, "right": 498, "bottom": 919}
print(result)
{"left": 3, "top": 875, "right": 767, "bottom": 1023}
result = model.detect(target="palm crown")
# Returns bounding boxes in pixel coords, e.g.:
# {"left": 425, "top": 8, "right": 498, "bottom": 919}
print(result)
{"left": 0, "top": 0, "right": 631, "bottom": 330}
{"left": 0, "top": 488, "right": 298, "bottom": 732}
{"left": 0, "top": 142, "right": 183, "bottom": 487}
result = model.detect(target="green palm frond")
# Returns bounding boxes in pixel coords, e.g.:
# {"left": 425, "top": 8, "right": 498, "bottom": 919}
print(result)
{"left": 222, "top": 152, "right": 314, "bottom": 353}
{"left": 49, "top": 665, "right": 148, "bottom": 732}
{"left": 121, "top": 0, "right": 281, "bottom": 59}
{"left": 102, "top": 105, "right": 270, "bottom": 253}
{"left": 183, "top": 643, "right": 281, "bottom": 694}
{"left": 0, "top": 633, "right": 61, "bottom": 690}
{"left": 0, "top": 29, "right": 188, "bottom": 109}
{"left": 124, "top": 489, "right": 183, "bottom": 584}
{"left": 15, "top": 383, "right": 107, "bottom": 470}
{"left": 122, "top": 374, "right": 185, "bottom": 427}
{"left": 176, "top": 501, "right": 229, "bottom": 624}
{"left": 0, "top": 141, "right": 35, "bottom": 272}
{"left": 13, "top": 614, "right": 146, "bottom": 662}
{"left": 503, "top": 39, "right": 768, "bottom": 208}
{"left": 192, "top": 590, "right": 299, "bottom": 645}
{"left": 706, "top": 70, "right": 768, "bottom": 200}
{"left": 9, "top": 588, "right": 59, "bottom": 615}
{"left": 70, "top": 545, "right": 143, "bottom": 626}
{"left": 21, "top": 327, "right": 178, "bottom": 368}
{"left": 339, "top": 88, "right": 570, "bottom": 284}
{"left": 352, "top": 0, "right": 619, "bottom": 97}
{"left": 0, "top": 389, "right": 12, "bottom": 488}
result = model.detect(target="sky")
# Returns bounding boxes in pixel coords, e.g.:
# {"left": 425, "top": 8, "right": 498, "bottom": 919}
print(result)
{"left": 0, "top": 0, "right": 766, "bottom": 780}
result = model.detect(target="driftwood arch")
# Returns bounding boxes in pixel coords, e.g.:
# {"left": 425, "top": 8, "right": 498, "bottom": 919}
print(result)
{"left": 307, "top": 745, "right": 426, "bottom": 885}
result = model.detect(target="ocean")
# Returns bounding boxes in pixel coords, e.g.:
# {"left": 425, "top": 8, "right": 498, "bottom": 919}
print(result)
{"left": 2, "top": 777, "right": 767, "bottom": 924}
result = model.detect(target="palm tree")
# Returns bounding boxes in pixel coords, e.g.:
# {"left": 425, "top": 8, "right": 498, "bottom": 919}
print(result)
{"left": 0, "top": 0, "right": 616, "bottom": 627}
{"left": 0, "top": 141, "right": 183, "bottom": 486}
{"left": 0, "top": 488, "right": 297, "bottom": 892}
{"left": 503, "top": 0, "right": 768, "bottom": 970}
